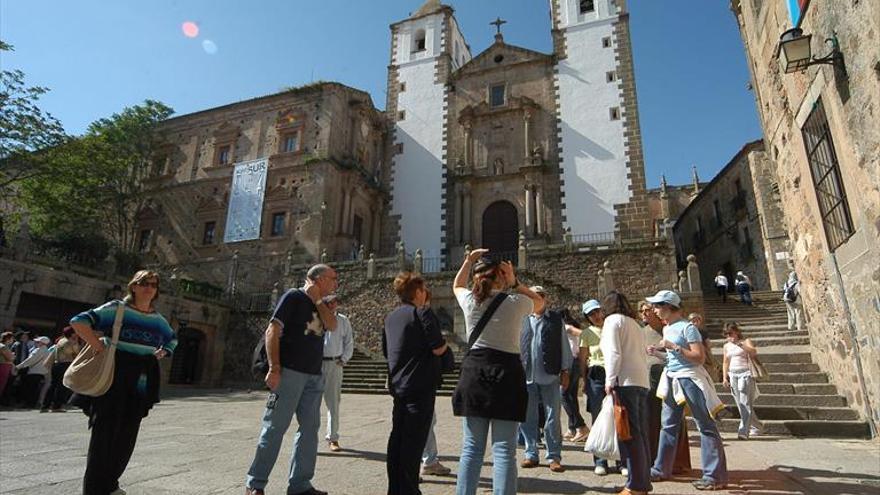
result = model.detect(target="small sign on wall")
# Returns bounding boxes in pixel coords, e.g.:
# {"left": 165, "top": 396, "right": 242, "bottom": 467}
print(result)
{"left": 775, "top": 251, "right": 791, "bottom": 261}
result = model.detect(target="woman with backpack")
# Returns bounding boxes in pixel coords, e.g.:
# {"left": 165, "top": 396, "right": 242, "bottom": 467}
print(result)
{"left": 452, "top": 249, "right": 542, "bottom": 495}
{"left": 735, "top": 271, "right": 753, "bottom": 306}
{"left": 782, "top": 271, "right": 802, "bottom": 331}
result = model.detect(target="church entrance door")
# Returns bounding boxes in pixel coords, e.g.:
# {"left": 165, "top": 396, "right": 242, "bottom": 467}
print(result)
{"left": 169, "top": 327, "right": 205, "bottom": 385}
{"left": 482, "top": 201, "right": 518, "bottom": 260}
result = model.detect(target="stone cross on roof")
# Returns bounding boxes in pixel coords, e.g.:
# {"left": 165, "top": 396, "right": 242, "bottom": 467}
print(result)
{"left": 490, "top": 17, "right": 507, "bottom": 36}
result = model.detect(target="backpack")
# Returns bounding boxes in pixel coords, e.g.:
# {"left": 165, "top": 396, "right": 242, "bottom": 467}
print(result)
{"left": 783, "top": 282, "right": 799, "bottom": 302}
{"left": 252, "top": 335, "right": 269, "bottom": 379}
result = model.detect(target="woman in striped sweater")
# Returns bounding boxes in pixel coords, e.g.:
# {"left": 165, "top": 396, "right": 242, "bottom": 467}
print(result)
{"left": 70, "top": 270, "right": 177, "bottom": 495}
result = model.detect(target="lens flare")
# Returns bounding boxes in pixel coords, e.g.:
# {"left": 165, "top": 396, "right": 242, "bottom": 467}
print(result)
{"left": 182, "top": 21, "right": 199, "bottom": 38}
{"left": 202, "top": 39, "right": 218, "bottom": 55}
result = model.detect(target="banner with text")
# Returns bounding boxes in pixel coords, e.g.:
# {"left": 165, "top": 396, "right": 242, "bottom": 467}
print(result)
{"left": 223, "top": 158, "right": 268, "bottom": 243}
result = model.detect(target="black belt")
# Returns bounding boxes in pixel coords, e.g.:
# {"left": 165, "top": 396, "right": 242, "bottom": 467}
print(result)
{"left": 323, "top": 356, "right": 341, "bottom": 361}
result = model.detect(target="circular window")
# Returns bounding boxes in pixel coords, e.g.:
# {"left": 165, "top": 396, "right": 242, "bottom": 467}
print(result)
{"left": 494, "top": 54, "right": 504, "bottom": 63}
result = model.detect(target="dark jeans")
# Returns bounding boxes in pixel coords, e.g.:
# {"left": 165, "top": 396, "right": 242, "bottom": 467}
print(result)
{"left": 585, "top": 366, "right": 619, "bottom": 469}
{"left": 737, "top": 284, "right": 753, "bottom": 305}
{"left": 43, "top": 362, "right": 72, "bottom": 410}
{"left": 561, "top": 361, "right": 585, "bottom": 431}
{"left": 387, "top": 392, "right": 435, "bottom": 495}
{"left": 615, "top": 386, "right": 652, "bottom": 492}
{"left": 716, "top": 285, "right": 727, "bottom": 302}
{"left": 83, "top": 408, "right": 143, "bottom": 495}
{"left": 20, "top": 373, "right": 44, "bottom": 408}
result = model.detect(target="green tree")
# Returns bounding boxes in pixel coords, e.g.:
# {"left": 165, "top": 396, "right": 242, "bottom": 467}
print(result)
{"left": 18, "top": 100, "right": 174, "bottom": 265}
{"left": 0, "top": 40, "right": 67, "bottom": 194}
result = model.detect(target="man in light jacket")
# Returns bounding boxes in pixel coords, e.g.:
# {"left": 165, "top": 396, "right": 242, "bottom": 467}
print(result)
{"left": 519, "top": 286, "right": 572, "bottom": 473}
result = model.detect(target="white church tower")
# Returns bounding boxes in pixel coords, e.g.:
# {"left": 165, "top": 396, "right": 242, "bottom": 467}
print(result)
{"left": 552, "top": 0, "right": 649, "bottom": 238}
{"left": 386, "top": 0, "right": 471, "bottom": 259}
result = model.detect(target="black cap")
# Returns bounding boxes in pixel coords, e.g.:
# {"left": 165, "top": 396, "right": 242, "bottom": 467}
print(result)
{"left": 473, "top": 256, "right": 498, "bottom": 274}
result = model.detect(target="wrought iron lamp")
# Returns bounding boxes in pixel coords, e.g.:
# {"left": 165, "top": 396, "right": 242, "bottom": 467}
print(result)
{"left": 778, "top": 28, "right": 846, "bottom": 76}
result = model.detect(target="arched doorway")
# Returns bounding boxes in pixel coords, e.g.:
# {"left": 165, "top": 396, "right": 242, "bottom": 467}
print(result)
{"left": 482, "top": 201, "right": 519, "bottom": 258}
{"left": 169, "top": 327, "right": 205, "bottom": 385}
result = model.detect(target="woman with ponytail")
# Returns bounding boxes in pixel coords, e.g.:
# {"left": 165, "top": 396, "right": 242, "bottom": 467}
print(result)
{"left": 452, "top": 249, "right": 542, "bottom": 495}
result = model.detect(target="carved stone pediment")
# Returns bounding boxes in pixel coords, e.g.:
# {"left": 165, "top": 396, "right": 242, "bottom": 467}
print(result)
{"left": 454, "top": 42, "right": 552, "bottom": 78}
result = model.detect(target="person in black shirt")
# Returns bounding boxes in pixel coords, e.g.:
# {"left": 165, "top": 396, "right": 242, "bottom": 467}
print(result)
{"left": 245, "top": 264, "right": 338, "bottom": 495}
{"left": 383, "top": 272, "right": 448, "bottom": 495}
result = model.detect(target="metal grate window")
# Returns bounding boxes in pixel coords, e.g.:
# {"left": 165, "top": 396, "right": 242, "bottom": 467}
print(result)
{"left": 801, "top": 98, "right": 854, "bottom": 251}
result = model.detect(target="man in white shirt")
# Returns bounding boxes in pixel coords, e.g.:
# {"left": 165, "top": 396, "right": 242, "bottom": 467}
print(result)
{"left": 321, "top": 296, "right": 354, "bottom": 452}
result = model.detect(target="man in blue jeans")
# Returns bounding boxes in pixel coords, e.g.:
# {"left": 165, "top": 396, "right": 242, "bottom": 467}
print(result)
{"left": 245, "top": 265, "right": 339, "bottom": 495}
{"left": 519, "top": 286, "right": 572, "bottom": 473}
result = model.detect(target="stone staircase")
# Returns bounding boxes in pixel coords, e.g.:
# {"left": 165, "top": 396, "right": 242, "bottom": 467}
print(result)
{"left": 342, "top": 349, "right": 459, "bottom": 396}
{"left": 342, "top": 290, "right": 872, "bottom": 438}
{"left": 703, "top": 290, "right": 871, "bottom": 438}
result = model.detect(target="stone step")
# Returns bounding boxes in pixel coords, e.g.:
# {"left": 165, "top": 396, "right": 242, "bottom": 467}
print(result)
{"left": 734, "top": 336, "right": 810, "bottom": 347}
{"left": 705, "top": 329, "right": 807, "bottom": 337}
{"left": 688, "top": 418, "right": 871, "bottom": 438}
{"left": 706, "top": 332, "right": 809, "bottom": 342}
{"left": 720, "top": 404, "right": 860, "bottom": 421}
{"left": 714, "top": 382, "right": 838, "bottom": 395}
{"left": 718, "top": 393, "right": 847, "bottom": 407}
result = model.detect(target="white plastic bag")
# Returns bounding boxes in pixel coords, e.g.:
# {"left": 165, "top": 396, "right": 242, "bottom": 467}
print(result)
{"left": 584, "top": 395, "right": 620, "bottom": 460}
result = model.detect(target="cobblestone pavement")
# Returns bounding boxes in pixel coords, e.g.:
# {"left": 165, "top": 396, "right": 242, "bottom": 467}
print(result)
{"left": 2, "top": 390, "right": 878, "bottom": 494}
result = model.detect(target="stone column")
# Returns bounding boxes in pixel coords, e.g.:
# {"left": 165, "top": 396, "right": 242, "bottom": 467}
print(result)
{"left": 603, "top": 261, "right": 615, "bottom": 292}
{"left": 462, "top": 188, "right": 472, "bottom": 244}
{"left": 535, "top": 187, "right": 544, "bottom": 235}
{"left": 414, "top": 249, "right": 423, "bottom": 275}
{"left": 525, "top": 185, "right": 533, "bottom": 236}
{"left": 455, "top": 188, "right": 463, "bottom": 244}
{"left": 367, "top": 254, "right": 376, "bottom": 279}
{"left": 337, "top": 189, "right": 346, "bottom": 233}
{"left": 523, "top": 111, "right": 531, "bottom": 160}
{"left": 341, "top": 189, "right": 351, "bottom": 234}
{"left": 464, "top": 124, "right": 472, "bottom": 166}
{"left": 371, "top": 207, "right": 381, "bottom": 253}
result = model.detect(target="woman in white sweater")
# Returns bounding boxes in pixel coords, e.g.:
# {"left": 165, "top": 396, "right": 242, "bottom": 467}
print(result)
{"left": 599, "top": 291, "right": 650, "bottom": 495}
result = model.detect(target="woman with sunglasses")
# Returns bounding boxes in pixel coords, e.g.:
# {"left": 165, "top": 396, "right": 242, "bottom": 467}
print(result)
{"left": 70, "top": 270, "right": 177, "bottom": 495}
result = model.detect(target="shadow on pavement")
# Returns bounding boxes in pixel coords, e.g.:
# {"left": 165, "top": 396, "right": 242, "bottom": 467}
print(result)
{"left": 726, "top": 465, "right": 880, "bottom": 495}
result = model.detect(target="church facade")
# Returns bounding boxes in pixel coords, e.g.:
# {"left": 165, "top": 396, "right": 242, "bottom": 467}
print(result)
{"left": 387, "top": 0, "right": 650, "bottom": 261}
{"left": 136, "top": 0, "right": 649, "bottom": 289}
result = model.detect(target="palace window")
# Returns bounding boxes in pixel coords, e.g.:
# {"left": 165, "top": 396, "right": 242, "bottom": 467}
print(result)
{"left": 270, "top": 212, "right": 285, "bottom": 237}
{"left": 609, "top": 107, "right": 620, "bottom": 120}
{"left": 602, "top": 36, "right": 612, "bottom": 48}
{"left": 138, "top": 229, "right": 152, "bottom": 253}
{"left": 280, "top": 131, "right": 300, "bottom": 153}
{"left": 606, "top": 70, "right": 616, "bottom": 83}
{"left": 203, "top": 221, "right": 216, "bottom": 245}
{"left": 216, "top": 145, "right": 231, "bottom": 165}
{"left": 801, "top": 98, "right": 855, "bottom": 251}
{"left": 580, "top": 0, "right": 595, "bottom": 14}
{"left": 490, "top": 84, "right": 506, "bottom": 107}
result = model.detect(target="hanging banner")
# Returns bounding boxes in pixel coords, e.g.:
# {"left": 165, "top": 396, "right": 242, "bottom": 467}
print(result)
{"left": 223, "top": 158, "right": 268, "bottom": 243}
{"left": 787, "top": 0, "right": 810, "bottom": 27}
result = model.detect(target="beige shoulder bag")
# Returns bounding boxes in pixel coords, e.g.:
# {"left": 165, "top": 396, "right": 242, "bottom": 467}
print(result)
{"left": 63, "top": 303, "right": 125, "bottom": 396}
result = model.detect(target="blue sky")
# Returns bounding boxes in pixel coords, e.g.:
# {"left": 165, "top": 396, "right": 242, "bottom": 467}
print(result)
{"left": 1, "top": 0, "right": 762, "bottom": 188}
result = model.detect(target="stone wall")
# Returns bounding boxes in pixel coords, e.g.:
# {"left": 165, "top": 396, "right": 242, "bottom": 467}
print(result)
{"left": 732, "top": 0, "right": 880, "bottom": 432}
{"left": 272, "top": 239, "right": 680, "bottom": 363}
{"left": 673, "top": 142, "right": 783, "bottom": 291}
{"left": 0, "top": 254, "right": 231, "bottom": 388}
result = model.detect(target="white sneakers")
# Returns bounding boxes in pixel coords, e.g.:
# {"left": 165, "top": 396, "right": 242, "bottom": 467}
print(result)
{"left": 594, "top": 465, "right": 608, "bottom": 476}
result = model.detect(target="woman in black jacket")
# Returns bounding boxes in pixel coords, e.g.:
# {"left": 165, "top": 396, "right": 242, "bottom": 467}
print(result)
{"left": 383, "top": 272, "right": 448, "bottom": 495}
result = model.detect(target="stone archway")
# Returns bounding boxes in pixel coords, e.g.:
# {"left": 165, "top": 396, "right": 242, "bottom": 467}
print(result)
{"left": 481, "top": 200, "right": 519, "bottom": 256}
{"left": 169, "top": 327, "right": 205, "bottom": 385}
